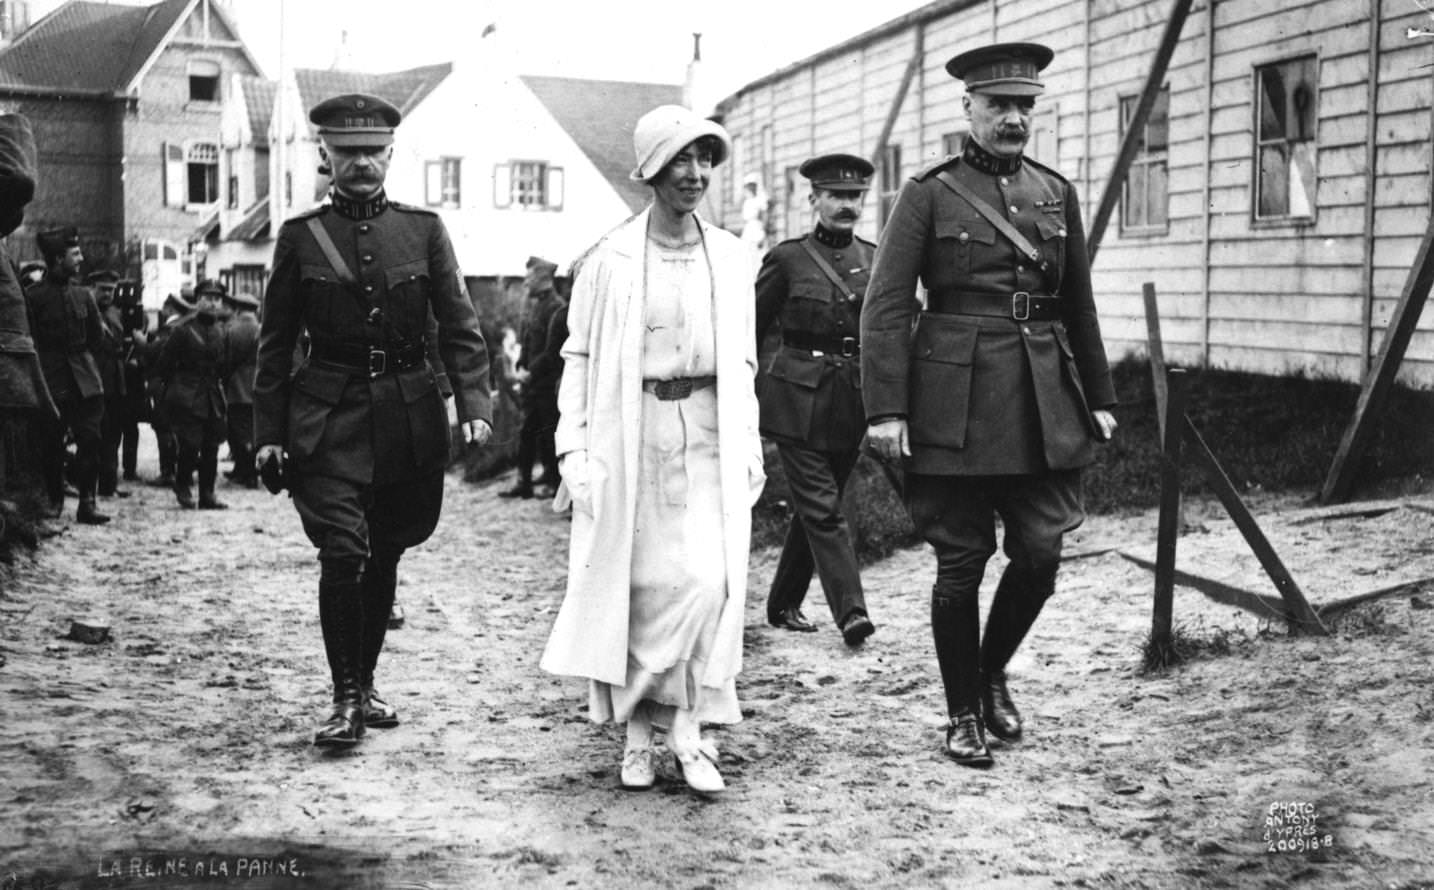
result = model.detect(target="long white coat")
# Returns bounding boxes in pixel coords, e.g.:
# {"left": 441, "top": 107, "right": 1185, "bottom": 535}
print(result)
{"left": 539, "top": 207, "right": 764, "bottom": 691}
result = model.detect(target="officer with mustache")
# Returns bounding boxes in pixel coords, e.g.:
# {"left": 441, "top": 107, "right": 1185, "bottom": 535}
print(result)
{"left": 862, "top": 43, "right": 1118, "bottom": 766}
{"left": 755, "top": 153, "right": 877, "bottom": 647}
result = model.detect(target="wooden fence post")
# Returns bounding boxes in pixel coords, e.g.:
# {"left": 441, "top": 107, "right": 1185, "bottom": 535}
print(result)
{"left": 1151, "top": 368, "right": 1188, "bottom": 653}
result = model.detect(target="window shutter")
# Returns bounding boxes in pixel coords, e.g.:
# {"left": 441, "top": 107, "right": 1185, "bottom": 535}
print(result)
{"left": 493, "top": 163, "right": 512, "bottom": 208}
{"left": 163, "top": 143, "right": 186, "bottom": 207}
{"left": 425, "top": 162, "right": 442, "bottom": 206}
{"left": 546, "top": 166, "right": 564, "bottom": 211}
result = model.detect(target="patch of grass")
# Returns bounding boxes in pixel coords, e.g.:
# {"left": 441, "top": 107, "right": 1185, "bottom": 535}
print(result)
{"left": 1139, "top": 620, "right": 1250, "bottom": 673}
{"left": 1328, "top": 601, "right": 1406, "bottom": 638}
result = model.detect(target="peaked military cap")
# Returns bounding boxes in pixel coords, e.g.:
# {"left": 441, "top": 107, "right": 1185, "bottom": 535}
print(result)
{"left": 945, "top": 42, "right": 1054, "bottom": 96}
{"left": 309, "top": 93, "right": 401, "bottom": 147}
{"left": 36, "top": 225, "right": 79, "bottom": 257}
{"left": 224, "top": 290, "right": 261, "bottom": 310}
{"left": 85, "top": 269, "right": 120, "bottom": 285}
{"left": 163, "top": 292, "right": 196, "bottom": 314}
{"left": 799, "top": 153, "right": 875, "bottom": 192}
{"left": 526, "top": 255, "right": 558, "bottom": 276}
{"left": 193, "top": 278, "right": 227, "bottom": 299}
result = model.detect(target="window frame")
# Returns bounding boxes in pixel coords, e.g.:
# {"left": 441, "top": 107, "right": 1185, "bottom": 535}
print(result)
{"left": 1251, "top": 53, "right": 1319, "bottom": 227}
{"left": 185, "top": 141, "right": 220, "bottom": 207}
{"left": 493, "top": 159, "right": 564, "bottom": 211}
{"left": 187, "top": 59, "right": 221, "bottom": 105}
{"left": 877, "top": 143, "right": 901, "bottom": 229}
{"left": 1118, "top": 86, "right": 1171, "bottom": 237}
{"left": 425, "top": 157, "right": 462, "bottom": 208}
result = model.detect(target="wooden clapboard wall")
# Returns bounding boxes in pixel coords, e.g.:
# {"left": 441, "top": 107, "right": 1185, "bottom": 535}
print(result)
{"left": 713, "top": 0, "right": 1434, "bottom": 387}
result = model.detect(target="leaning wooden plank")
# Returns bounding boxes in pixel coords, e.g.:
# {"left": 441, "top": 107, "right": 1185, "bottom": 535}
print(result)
{"left": 1316, "top": 577, "right": 1434, "bottom": 619}
{"left": 1183, "top": 416, "right": 1330, "bottom": 635}
{"left": 1321, "top": 213, "right": 1434, "bottom": 504}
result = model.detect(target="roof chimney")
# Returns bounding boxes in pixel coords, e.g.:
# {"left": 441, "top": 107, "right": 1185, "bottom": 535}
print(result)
{"left": 683, "top": 32, "right": 704, "bottom": 113}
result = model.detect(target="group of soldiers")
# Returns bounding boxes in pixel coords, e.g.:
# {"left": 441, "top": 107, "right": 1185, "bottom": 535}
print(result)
{"left": 22, "top": 225, "right": 262, "bottom": 523}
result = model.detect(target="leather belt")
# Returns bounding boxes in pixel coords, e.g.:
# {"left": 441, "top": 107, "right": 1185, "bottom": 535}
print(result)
{"left": 927, "top": 290, "right": 1062, "bottom": 321}
{"left": 783, "top": 332, "right": 859, "bottom": 357}
{"left": 642, "top": 375, "right": 716, "bottom": 401}
{"left": 308, "top": 339, "right": 426, "bottom": 378}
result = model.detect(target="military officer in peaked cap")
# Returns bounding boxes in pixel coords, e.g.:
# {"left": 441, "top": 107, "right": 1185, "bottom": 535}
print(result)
{"left": 756, "top": 153, "right": 878, "bottom": 646}
{"left": 254, "top": 92, "right": 494, "bottom": 749}
{"left": 26, "top": 226, "right": 110, "bottom": 524}
{"left": 861, "top": 43, "right": 1118, "bottom": 766}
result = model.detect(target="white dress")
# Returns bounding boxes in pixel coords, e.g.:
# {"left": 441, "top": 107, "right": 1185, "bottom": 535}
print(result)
{"left": 588, "top": 234, "right": 741, "bottom": 726}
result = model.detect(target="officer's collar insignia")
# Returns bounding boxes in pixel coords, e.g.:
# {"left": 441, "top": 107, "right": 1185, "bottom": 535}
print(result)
{"left": 962, "top": 139, "right": 1023, "bottom": 175}
{"left": 330, "top": 189, "right": 390, "bottom": 220}
{"left": 812, "top": 223, "right": 854, "bottom": 249}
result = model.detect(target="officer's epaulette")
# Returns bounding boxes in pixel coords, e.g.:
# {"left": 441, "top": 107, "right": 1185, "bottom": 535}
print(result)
{"left": 1022, "top": 155, "right": 1072, "bottom": 185}
{"left": 388, "top": 200, "right": 438, "bottom": 217}
{"left": 855, "top": 234, "right": 878, "bottom": 249}
{"left": 912, "top": 154, "right": 962, "bottom": 182}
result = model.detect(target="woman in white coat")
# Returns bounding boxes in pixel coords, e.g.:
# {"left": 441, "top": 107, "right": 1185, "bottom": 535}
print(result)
{"left": 540, "top": 105, "right": 764, "bottom": 794}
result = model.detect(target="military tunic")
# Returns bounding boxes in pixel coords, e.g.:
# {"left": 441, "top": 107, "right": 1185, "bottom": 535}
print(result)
{"left": 255, "top": 193, "right": 492, "bottom": 565}
{"left": 861, "top": 141, "right": 1115, "bottom": 476}
{"left": 26, "top": 273, "right": 106, "bottom": 504}
{"left": 755, "top": 224, "right": 874, "bottom": 628}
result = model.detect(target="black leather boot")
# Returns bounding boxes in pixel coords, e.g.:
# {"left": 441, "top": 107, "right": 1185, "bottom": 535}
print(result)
{"left": 944, "top": 709, "right": 993, "bottom": 767}
{"left": 315, "top": 578, "right": 365, "bottom": 748}
{"left": 76, "top": 496, "right": 110, "bottom": 525}
{"left": 360, "top": 551, "right": 400, "bottom": 728}
{"left": 982, "top": 670, "right": 1023, "bottom": 742}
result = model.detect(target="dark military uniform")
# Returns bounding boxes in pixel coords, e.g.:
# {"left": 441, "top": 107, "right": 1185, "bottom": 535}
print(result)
{"left": 502, "top": 257, "right": 564, "bottom": 498}
{"left": 89, "top": 272, "right": 128, "bottom": 497}
{"left": 756, "top": 158, "right": 875, "bottom": 640}
{"left": 861, "top": 44, "right": 1116, "bottom": 762}
{"left": 222, "top": 292, "right": 260, "bottom": 487}
{"left": 255, "top": 92, "right": 492, "bottom": 748}
{"left": 154, "top": 282, "right": 230, "bottom": 509}
{"left": 144, "top": 293, "right": 194, "bottom": 486}
{"left": 26, "top": 228, "right": 108, "bottom": 523}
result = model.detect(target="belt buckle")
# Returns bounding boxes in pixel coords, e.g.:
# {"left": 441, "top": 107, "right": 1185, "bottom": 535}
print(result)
{"left": 840, "top": 337, "right": 858, "bottom": 358}
{"left": 1012, "top": 291, "right": 1031, "bottom": 322}
{"left": 654, "top": 378, "right": 693, "bottom": 400}
{"left": 368, "top": 347, "right": 387, "bottom": 378}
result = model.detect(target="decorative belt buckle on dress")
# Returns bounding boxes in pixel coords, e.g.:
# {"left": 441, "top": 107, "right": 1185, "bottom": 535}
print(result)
{"left": 368, "top": 347, "right": 387, "bottom": 378}
{"left": 653, "top": 378, "right": 694, "bottom": 401}
{"left": 1012, "top": 291, "right": 1031, "bottom": 322}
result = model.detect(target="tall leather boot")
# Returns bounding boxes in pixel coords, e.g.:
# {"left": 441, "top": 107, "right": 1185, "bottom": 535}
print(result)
{"left": 979, "top": 565, "right": 1057, "bottom": 743}
{"left": 74, "top": 451, "right": 110, "bottom": 525}
{"left": 932, "top": 585, "right": 991, "bottom": 767}
{"left": 173, "top": 447, "right": 197, "bottom": 509}
{"left": 315, "top": 577, "right": 365, "bottom": 748}
{"left": 197, "top": 439, "right": 226, "bottom": 510}
{"left": 359, "top": 550, "right": 401, "bottom": 728}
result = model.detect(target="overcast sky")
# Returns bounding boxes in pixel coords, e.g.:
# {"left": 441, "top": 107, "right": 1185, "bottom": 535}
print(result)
{"left": 34, "top": 0, "right": 932, "bottom": 105}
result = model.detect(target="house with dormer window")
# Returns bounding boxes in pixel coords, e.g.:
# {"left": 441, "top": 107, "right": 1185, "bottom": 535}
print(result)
{"left": 0, "top": 0, "right": 263, "bottom": 310}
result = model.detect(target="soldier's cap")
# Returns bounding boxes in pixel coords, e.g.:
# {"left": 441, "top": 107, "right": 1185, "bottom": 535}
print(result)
{"left": 85, "top": 269, "right": 120, "bottom": 286}
{"left": 164, "top": 292, "right": 196, "bottom": 313}
{"left": 309, "top": 93, "right": 401, "bottom": 148}
{"left": 35, "top": 225, "right": 79, "bottom": 257}
{"left": 526, "top": 256, "right": 558, "bottom": 276}
{"left": 630, "top": 104, "right": 730, "bottom": 183}
{"left": 945, "top": 42, "right": 1054, "bottom": 97}
{"left": 224, "top": 290, "right": 260, "bottom": 310}
{"left": 194, "top": 278, "right": 227, "bottom": 299}
{"left": 799, "top": 153, "right": 875, "bottom": 192}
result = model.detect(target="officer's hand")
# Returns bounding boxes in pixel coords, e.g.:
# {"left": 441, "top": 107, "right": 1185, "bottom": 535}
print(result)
{"left": 462, "top": 419, "right": 493, "bottom": 446}
{"left": 255, "top": 444, "right": 283, "bottom": 475}
{"left": 867, "top": 418, "right": 910, "bottom": 462}
{"left": 1092, "top": 409, "right": 1118, "bottom": 442}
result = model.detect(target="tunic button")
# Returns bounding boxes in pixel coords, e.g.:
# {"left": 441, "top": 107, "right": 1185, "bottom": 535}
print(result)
{"left": 1022, "top": 326, "right": 1031, "bottom": 335}
{"left": 1059, "top": 229, "right": 1067, "bottom": 237}
{"left": 1018, "top": 265, "right": 1026, "bottom": 273}
{"left": 358, "top": 224, "right": 371, "bottom": 234}
{"left": 361, "top": 253, "right": 374, "bottom": 264}
{"left": 1009, "top": 205, "right": 1019, "bottom": 214}
{"left": 364, "top": 284, "right": 375, "bottom": 294}
{"left": 959, "top": 232, "right": 970, "bottom": 243}
{"left": 1001, "top": 177, "right": 1009, "bottom": 186}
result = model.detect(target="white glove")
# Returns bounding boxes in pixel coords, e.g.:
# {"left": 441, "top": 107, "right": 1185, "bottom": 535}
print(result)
{"left": 557, "top": 450, "right": 592, "bottom": 515}
{"left": 747, "top": 442, "right": 767, "bottom": 507}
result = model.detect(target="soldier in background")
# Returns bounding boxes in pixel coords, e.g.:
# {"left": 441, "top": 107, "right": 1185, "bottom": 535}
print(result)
{"left": 862, "top": 43, "right": 1117, "bottom": 767}
{"left": 111, "top": 279, "right": 148, "bottom": 483}
{"left": 154, "top": 279, "right": 230, "bottom": 510}
{"left": 755, "top": 153, "right": 877, "bottom": 647}
{"left": 88, "top": 269, "right": 130, "bottom": 500}
{"left": 222, "top": 290, "right": 260, "bottom": 489}
{"left": 144, "top": 291, "right": 194, "bottom": 487}
{"left": 499, "top": 256, "right": 564, "bottom": 499}
{"left": 25, "top": 227, "right": 109, "bottom": 524}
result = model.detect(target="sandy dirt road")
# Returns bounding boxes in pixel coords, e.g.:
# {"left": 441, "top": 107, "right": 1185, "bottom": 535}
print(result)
{"left": 2, "top": 448, "right": 1434, "bottom": 889}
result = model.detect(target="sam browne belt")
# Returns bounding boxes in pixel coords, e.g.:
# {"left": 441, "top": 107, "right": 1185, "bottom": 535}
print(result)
{"left": 308, "top": 338, "right": 426, "bottom": 377}
{"left": 926, "top": 290, "right": 1062, "bottom": 322}
{"left": 783, "top": 332, "right": 859, "bottom": 356}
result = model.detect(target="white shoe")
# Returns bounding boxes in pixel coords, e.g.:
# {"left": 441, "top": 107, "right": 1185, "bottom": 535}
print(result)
{"left": 620, "top": 746, "right": 656, "bottom": 790}
{"left": 673, "top": 740, "right": 725, "bottom": 794}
